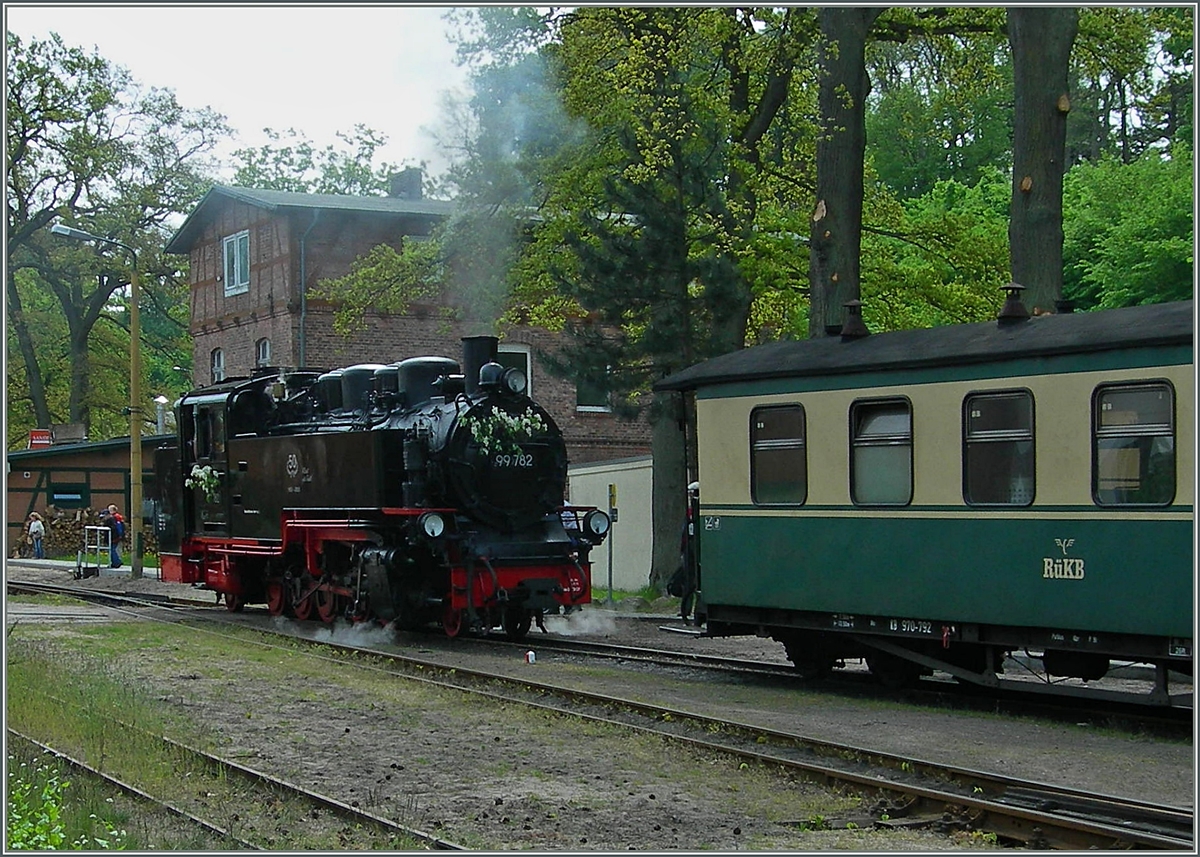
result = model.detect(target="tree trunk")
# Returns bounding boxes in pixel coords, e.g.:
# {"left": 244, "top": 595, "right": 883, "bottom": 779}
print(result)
{"left": 5, "top": 275, "right": 52, "bottom": 428}
{"left": 1008, "top": 7, "right": 1078, "bottom": 314}
{"left": 649, "top": 391, "right": 687, "bottom": 591}
{"left": 809, "top": 7, "right": 882, "bottom": 338}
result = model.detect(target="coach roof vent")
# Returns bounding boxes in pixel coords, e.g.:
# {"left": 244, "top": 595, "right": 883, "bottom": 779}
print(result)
{"left": 840, "top": 299, "right": 870, "bottom": 339}
{"left": 997, "top": 283, "right": 1031, "bottom": 326}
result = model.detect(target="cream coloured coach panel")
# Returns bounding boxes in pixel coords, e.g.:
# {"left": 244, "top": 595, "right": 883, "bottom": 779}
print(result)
{"left": 694, "top": 361, "right": 1192, "bottom": 509}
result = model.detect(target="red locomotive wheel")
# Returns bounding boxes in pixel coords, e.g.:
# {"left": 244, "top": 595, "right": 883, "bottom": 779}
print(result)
{"left": 293, "top": 586, "right": 314, "bottom": 621}
{"left": 443, "top": 605, "right": 464, "bottom": 638}
{"left": 315, "top": 586, "right": 338, "bottom": 623}
{"left": 266, "top": 580, "right": 286, "bottom": 616}
{"left": 224, "top": 593, "right": 245, "bottom": 613}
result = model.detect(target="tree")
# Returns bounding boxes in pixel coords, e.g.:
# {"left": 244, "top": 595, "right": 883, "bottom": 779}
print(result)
{"left": 420, "top": 7, "right": 823, "bottom": 587}
{"left": 230, "top": 125, "right": 407, "bottom": 195}
{"left": 1008, "top": 7, "right": 1079, "bottom": 313}
{"left": 808, "top": 8, "right": 884, "bottom": 337}
{"left": 1063, "top": 148, "right": 1194, "bottom": 310}
{"left": 6, "top": 32, "right": 227, "bottom": 445}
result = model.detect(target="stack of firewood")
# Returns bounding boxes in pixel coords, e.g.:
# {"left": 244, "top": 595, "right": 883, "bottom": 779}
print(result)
{"left": 17, "top": 506, "right": 158, "bottom": 560}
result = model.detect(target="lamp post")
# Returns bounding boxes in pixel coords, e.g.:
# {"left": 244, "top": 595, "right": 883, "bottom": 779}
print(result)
{"left": 50, "top": 223, "right": 145, "bottom": 580}
{"left": 154, "top": 395, "right": 171, "bottom": 434}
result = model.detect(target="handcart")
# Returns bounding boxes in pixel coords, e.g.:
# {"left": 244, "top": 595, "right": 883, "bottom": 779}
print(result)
{"left": 75, "top": 525, "right": 111, "bottom": 579}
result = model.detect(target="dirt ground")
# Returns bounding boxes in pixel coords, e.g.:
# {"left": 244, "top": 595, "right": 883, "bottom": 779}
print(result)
{"left": 7, "top": 559, "right": 1195, "bottom": 851}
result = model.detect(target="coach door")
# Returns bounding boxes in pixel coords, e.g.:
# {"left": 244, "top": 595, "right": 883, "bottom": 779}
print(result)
{"left": 182, "top": 394, "right": 230, "bottom": 535}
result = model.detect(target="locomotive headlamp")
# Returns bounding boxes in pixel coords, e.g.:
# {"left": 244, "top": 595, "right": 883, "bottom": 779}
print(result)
{"left": 419, "top": 511, "right": 446, "bottom": 539}
{"left": 582, "top": 509, "right": 611, "bottom": 539}
{"left": 502, "top": 367, "right": 527, "bottom": 395}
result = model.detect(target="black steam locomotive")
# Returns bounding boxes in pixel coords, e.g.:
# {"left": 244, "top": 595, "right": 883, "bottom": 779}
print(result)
{"left": 154, "top": 336, "right": 610, "bottom": 639}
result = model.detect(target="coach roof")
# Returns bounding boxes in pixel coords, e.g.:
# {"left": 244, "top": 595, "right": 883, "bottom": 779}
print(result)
{"left": 655, "top": 300, "right": 1194, "bottom": 393}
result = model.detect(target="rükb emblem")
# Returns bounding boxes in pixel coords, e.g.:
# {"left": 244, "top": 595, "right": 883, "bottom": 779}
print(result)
{"left": 1043, "top": 538, "right": 1084, "bottom": 580}
{"left": 286, "top": 453, "right": 300, "bottom": 478}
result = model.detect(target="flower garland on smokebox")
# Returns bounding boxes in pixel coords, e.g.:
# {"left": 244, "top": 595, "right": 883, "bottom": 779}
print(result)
{"left": 464, "top": 407, "right": 547, "bottom": 456}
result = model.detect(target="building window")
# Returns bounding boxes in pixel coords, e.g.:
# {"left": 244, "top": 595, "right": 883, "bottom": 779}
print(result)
{"left": 49, "top": 480, "right": 89, "bottom": 509}
{"left": 850, "top": 398, "right": 912, "bottom": 505}
{"left": 496, "top": 345, "right": 531, "bottom": 396}
{"left": 576, "top": 366, "right": 611, "bottom": 412}
{"left": 750, "top": 405, "right": 806, "bottom": 504}
{"left": 211, "top": 348, "right": 225, "bottom": 383}
{"left": 223, "top": 230, "right": 250, "bottom": 296}
{"left": 255, "top": 338, "right": 271, "bottom": 367}
{"left": 963, "top": 390, "right": 1034, "bottom": 505}
{"left": 1093, "top": 382, "right": 1175, "bottom": 506}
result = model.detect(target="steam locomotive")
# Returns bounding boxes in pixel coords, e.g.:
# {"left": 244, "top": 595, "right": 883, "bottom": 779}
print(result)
{"left": 154, "top": 336, "right": 611, "bottom": 639}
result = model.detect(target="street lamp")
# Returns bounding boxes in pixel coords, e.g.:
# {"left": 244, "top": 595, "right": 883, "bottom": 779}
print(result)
{"left": 154, "top": 395, "right": 171, "bottom": 434}
{"left": 50, "top": 222, "right": 145, "bottom": 580}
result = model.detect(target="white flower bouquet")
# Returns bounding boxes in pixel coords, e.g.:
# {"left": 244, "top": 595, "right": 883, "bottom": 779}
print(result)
{"left": 185, "top": 463, "right": 222, "bottom": 503}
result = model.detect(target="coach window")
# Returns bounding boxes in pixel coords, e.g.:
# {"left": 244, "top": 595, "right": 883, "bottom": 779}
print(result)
{"left": 963, "top": 390, "right": 1034, "bottom": 505}
{"left": 850, "top": 399, "right": 912, "bottom": 505}
{"left": 751, "top": 405, "right": 807, "bottom": 504}
{"left": 1093, "top": 382, "right": 1175, "bottom": 506}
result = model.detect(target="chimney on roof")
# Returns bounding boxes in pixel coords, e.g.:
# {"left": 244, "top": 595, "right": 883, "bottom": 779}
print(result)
{"left": 840, "top": 299, "right": 870, "bottom": 339}
{"left": 997, "top": 283, "right": 1031, "bottom": 325}
{"left": 389, "top": 168, "right": 423, "bottom": 200}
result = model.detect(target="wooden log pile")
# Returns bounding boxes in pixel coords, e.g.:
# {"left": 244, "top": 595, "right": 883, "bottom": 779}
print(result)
{"left": 12, "top": 506, "right": 158, "bottom": 560}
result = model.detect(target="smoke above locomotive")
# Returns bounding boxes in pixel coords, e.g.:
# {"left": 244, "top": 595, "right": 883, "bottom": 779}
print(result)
{"left": 155, "top": 336, "right": 610, "bottom": 638}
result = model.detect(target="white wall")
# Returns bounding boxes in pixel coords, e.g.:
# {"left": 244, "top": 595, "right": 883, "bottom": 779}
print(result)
{"left": 567, "top": 455, "right": 652, "bottom": 594}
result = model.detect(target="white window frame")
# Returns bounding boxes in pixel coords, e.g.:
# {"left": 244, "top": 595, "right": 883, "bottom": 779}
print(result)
{"left": 223, "top": 230, "right": 250, "bottom": 296}
{"left": 255, "top": 337, "right": 271, "bottom": 367}
{"left": 496, "top": 344, "right": 532, "bottom": 397}
{"left": 211, "top": 348, "right": 226, "bottom": 383}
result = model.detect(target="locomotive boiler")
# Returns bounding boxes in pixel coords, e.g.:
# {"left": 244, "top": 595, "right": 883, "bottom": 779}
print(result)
{"left": 154, "top": 336, "right": 611, "bottom": 639}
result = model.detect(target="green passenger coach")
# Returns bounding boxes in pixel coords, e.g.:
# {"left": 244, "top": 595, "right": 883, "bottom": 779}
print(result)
{"left": 656, "top": 298, "right": 1193, "bottom": 704}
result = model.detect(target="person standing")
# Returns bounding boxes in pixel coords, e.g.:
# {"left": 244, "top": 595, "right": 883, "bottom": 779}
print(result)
{"left": 100, "top": 507, "right": 124, "bottom": 568}
{"left": 27, "top": 512, "right": 45, "bottom": 559}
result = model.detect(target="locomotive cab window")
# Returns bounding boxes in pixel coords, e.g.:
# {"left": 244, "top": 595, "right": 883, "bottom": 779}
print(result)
{"left": 963, "top": 390, "right": 1034, "bottom": 506}
{"left": 194, "top": 407, "right": 227, "bottom": 461}
{"left": 850, "top": 399, "right": 912, "bottom": 505}
{"left": 751, "top": 405, "right": 806, "bottom": 504}
{"left": 1093, "top": 382, "right": 1175, "bottom": 506}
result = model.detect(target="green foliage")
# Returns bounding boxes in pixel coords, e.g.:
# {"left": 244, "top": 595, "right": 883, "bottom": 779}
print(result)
{"left": 862, "top": 167, "right": 1010, "bottom": 330}
{"left": 230, "top": 125, "right": 405, "bottom": 195}
{"left": 866, "top": 27, "right": 1012, "bottom": 199}
{"left": 6, "top": 752, "right": 127, "bottom": 850}
{"left": 6, "top": 31, "right": 225, "bottom": 447}
{"left": 1063, "top": 147, "right": 1194, "bottom": 309}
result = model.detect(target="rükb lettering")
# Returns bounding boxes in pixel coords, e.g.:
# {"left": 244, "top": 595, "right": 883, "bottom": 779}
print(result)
{"left": 1042, "top": 557, "right": 1085, "bottom": 579}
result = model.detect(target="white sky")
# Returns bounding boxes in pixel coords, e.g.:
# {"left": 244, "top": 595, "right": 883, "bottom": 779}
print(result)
{"left": 4, "top": 4, "right": 474, "bottom": 180}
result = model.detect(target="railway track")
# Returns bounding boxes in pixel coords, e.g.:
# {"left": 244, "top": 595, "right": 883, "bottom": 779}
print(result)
{"left": 7, "top": 728, "right": 463, "bottom": 850}
{"left": 8, "top": 578, "right": 1193, "bottom": 850}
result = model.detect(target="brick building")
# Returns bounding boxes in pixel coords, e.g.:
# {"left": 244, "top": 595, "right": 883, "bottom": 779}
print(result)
{"left": 164, "top": 174, "right": 650, "bottom": 463}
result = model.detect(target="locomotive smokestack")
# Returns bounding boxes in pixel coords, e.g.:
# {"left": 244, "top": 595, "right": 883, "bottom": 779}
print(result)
{"left": 462, "top": 335, "right": 498, "bottom": 395}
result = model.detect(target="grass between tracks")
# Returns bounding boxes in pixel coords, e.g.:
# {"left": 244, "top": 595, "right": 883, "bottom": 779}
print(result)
{"left": 4, "top": 621, "right": 439, "bottom": 850}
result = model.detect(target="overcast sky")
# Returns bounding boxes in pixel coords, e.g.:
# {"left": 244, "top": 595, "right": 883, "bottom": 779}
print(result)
{"left": 5, "top": 4, "right": 474, "bottom": 179}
